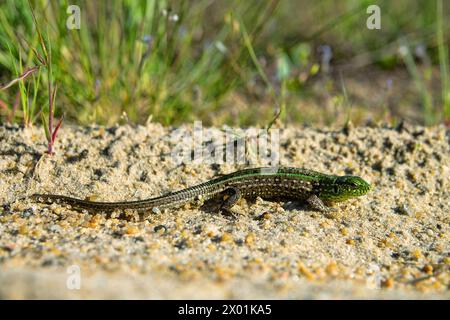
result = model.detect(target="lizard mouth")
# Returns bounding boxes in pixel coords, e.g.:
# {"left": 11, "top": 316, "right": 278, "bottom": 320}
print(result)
{"left": 351, "top": 180, "right": 371, "bottom": 197}
{"left": 355, "top": 181, "right": 371, "bottom": 195}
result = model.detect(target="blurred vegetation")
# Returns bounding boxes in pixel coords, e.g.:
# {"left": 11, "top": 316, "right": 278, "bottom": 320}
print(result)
{"left": 0, "top": 0, "right": 449, "bottom": 128}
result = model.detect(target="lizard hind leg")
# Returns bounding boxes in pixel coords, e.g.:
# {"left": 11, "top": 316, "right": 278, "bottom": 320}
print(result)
{"left": 219, "top": 187, "right": 242, "bottom": 218}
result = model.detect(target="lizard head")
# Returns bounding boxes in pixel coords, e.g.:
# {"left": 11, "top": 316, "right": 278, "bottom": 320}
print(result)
{"left": 318, "top": 175, "right": 371, "bottom": 202}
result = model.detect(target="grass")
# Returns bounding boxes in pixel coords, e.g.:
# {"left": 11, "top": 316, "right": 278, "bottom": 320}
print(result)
{"left": 5, "top": 49, "right": 41, "bottom": 126}
{"left": 436, "top": 0, "right": 450, "bottom": 122}
{"left": 0, "top": 1, "right": 63, "bottom": 153}
{"left": 0, "top": 0, "right": 449, "bottom": 131}
{"left": 399, "top": 38, "right": 435, "bottom": 125}
{"left": 28, "top": 3, "right": 63, "bottom": 155}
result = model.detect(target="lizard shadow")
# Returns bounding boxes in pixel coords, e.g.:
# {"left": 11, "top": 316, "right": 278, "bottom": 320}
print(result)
{"left": 199, "top": 196, "right": 312, "bottom": 219}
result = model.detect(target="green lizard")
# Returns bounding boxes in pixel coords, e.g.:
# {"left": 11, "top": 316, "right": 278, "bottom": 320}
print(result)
{"left": 31, "top": 167, "right": 371, "bottom": 215}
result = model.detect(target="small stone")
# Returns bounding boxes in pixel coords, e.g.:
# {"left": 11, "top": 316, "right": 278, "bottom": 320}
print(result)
{"left": 88, "top": 221, "right": 98, "bottom": 228}
{"left": 411, "top": 248, "right": 423, "bottom": 260}
{"left": 245, "top": 233, "right": 255, "bottom": 246}
{"left": 18, "top": 225, "right": 28, "bottom": 235}
{"left": 395, "top": 203, "right": 411, "bottom": 215}
{"left": 319, "top": 220, "right": 332, "bottom": 228}
{"left": 85, "top": 195, "right": 99, "bottom": 202}
{"left": 214, "top": 266, "right": 233, "bottom": 282}
{"left": 261, "top": 220, "right": 271, "bottom": 230}
{"left": 21, "top": 208, "right": 34, "bottom": 218}
{"left": 152, "top": 207, "right": 161, "bottom": 214}
{"left": 125, "top": 226, "right": 139, "bottom": 235}
{"left": 297, "top": 262, "right": 315, "bottom": 281}
{"left": 181, "top": 230, "right": 190, "bottom": 238}
{"left": 286, "top": 226, "right": 294, "bottom": 233}
{"left": 220, "top": 232, "right": 233, "bottom": 243}
{"left": 174, "top": 239, "right": 189, "bottom": 250}
{"left": 346, "top": 239, "right": 355, "bottom": 245}
{"left": 154, "top": 225, "right": 167, "bottom": 234}
{"left": 422, "top": 265, "right": 433, "bottom": 275}
{"left": 98, "top": 127, "right": 105, "bottom": 137}
{"left": 53, "top": 207, "right": 64, "bottom": 215}
{"left": 258, "top": 212, "right": 271, "bottom": 220}
{"left": 381, "top": 278, "right": 394, "bottom": 289}
{"left": 48, "top": 224, "right": 62, "bottom": 233}
{"left": 325, "top": 261, "right": 339, "bottom": 276}
{"left": 354, "top": 266, "right": 365, "bottom": 276}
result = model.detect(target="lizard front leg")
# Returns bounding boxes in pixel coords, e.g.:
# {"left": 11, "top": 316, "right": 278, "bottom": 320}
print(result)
{"left": 306, "top": 194, "right": 336, "bottom": 212}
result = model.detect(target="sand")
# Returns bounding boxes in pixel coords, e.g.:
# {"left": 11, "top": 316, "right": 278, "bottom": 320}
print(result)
{"left": 0, "top": 122, "right": 448, "bottom": 299}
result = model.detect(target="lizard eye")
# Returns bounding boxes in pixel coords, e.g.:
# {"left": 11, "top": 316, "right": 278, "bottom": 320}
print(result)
{"left": 333, "top": 185, "right": 339, "bottom": 194}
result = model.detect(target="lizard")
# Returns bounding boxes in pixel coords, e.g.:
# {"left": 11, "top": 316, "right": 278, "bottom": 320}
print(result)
{"left": 30, "top": 167, "right": 371, "bottom": 215}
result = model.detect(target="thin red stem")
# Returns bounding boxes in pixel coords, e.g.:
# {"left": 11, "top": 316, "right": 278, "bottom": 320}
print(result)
{"left": 47, "top": 80, "right": 53, "bottom": 154}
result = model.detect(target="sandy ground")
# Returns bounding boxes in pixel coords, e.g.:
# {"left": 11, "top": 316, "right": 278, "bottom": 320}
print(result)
{"left": 0, "top": 122, "right": 448, "bottom": 299}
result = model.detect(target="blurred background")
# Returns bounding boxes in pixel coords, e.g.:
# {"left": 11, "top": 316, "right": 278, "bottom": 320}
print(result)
{"left": 0, "top": 0, "right": 449, "bottom": 127}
